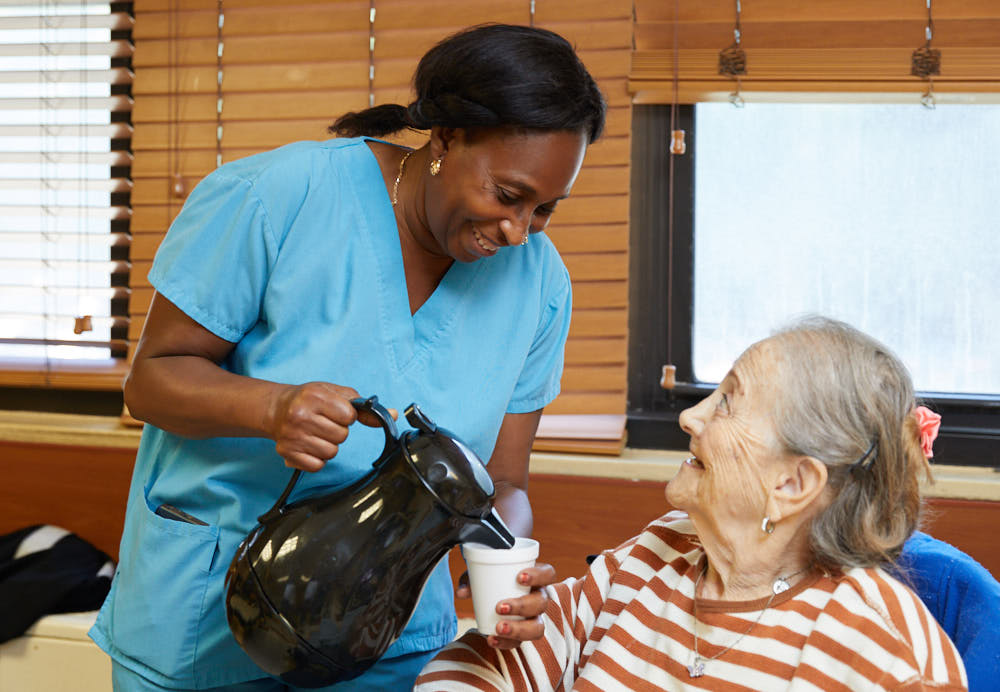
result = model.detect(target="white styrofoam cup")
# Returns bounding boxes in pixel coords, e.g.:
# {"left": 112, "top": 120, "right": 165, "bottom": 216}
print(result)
{"left": 461, "top": 537, "right": 539, "bottom": 635}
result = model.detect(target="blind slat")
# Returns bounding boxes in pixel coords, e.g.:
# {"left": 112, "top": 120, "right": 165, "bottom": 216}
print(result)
{"left": 572, "top": 281, "right": 628, "bottom": 310}
{"left": 0, "top": 40, "right": 133, "bottom": 58}
{"left": 0, "top": 95, "right": 132, "bottom": 111}
{"left": 636, "top": 0, "right": 1000, "bottom": 23}
{"left": 0, "top": 177, "right": 131, "bottom": 191}
{"left": 634, "top": 19, "right": 1000, "bottom": 50}
{"left": 0, "top": 0, "right": 120, "bottom": 6}
{"left": 0, "top": 123, "right": 131, "bottom": 138}
{"left": 0, "top": 204, "right": 129, "bottom": 218}
{"left": 0, "top": 13, "right": 133, "bottom": 31}
{"left": 0, "top": 150, "right": 131, "bottom": 164}
{"left": 1, "top": 315, "right": 128, "bottom": 329}
{"left": 1, "top": 230, "right": 128, "bottom": 243}
{"left": 567, "top": 309, "right": 628, "bottom": 338}
{"left": 630, "top": 48, "right": 1000, "bottom": 82}
{"left": 0, "top": 257, "right": 128, "bottom": 271}
{"left": 543, "top": 392, "right": 627, "bottom": 416}
{"left": 0, "top": 67, "right": 132, "bottom": 84}
{"left": 0, "top": 337, "right": 127, "bottom": 349}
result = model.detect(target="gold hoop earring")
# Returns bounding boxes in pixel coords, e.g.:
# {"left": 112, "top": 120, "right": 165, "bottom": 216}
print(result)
{"left": 761, "top": 516, "right": 775, "bottom": 535}
{"left": 429, "top": 157, "right": 442, "bottom": 176}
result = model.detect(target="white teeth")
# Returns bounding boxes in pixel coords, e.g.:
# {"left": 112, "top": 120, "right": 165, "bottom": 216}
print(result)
{"left": 473, "top": 228, "right": 496, "bottom": 252}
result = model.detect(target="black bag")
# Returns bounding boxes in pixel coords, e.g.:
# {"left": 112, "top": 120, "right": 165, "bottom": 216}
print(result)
{"left": 0, "top": 525, "right": 114, "bottom": 643}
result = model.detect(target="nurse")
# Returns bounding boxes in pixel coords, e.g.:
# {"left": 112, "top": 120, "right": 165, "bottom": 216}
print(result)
{"left": 90, "top": 23, "right": 606, "bottom": 692}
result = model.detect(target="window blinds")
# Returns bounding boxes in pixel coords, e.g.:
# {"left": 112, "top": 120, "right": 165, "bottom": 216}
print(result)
{"left": 0, "top": 0, "right": 133, "bottom": 387}
{"left": 129, "top": 0, "right": 631, "bottom": 451}
{"left": 629, "top": 0, "right": 1000, "bottom": 103}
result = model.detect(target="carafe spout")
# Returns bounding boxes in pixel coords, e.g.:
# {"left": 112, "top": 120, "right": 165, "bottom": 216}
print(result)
{"left": 459, "top": 508, "right": 516, "bottom": 549}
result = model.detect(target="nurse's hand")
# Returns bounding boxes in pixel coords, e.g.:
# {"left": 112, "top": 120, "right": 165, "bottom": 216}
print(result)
{"left": 267, "top": 382, "right": 396, "bottom": 472}
{"left": 455, "top": 563, "right": 558, "bottom": 649}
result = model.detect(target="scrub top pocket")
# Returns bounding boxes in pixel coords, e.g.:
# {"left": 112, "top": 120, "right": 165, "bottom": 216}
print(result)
{"left": 109, "top": 488, "right": 219, "bottom": 682}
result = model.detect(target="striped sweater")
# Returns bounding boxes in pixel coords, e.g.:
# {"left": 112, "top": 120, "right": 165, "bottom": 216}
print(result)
{"left": 416, "top": 512, "right": 967, "bottom": 691}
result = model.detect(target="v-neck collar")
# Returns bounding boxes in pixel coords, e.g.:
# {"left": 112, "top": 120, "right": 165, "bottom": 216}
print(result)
{"left": 354, "top": 138, "right": 485, "bottom": 372}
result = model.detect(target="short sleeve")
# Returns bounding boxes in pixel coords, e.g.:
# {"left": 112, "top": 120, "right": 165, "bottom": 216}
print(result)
{"left": 147, "top": 171, "right": 278, "bottom": 343}
{"left": 506, "top": 263, "right": 572, "bottom": 414}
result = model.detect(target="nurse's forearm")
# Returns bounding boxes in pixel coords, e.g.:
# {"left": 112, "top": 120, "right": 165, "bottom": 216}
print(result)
{"left": 124, "top": 353, "right": 287, "bottom": 440}
{"left": 493, "top": 482, "right": 533, "bottom": 538}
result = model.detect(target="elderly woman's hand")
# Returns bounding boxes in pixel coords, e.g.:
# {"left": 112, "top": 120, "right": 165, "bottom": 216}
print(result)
{"left": 456, "top": 562, "right": 557, "bottom": 649}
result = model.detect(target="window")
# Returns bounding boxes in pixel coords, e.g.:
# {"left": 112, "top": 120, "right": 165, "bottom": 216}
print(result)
{"left": 628, "top": 104, "right": 1000, "bottom": 467}
{"left": 0, "top": 1, "right": 132, "bottom": 388}
{"left": 693, "top": 102, "right": 1000, "bottom": 396}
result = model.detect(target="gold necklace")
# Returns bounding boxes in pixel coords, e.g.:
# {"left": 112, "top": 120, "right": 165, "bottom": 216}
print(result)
{"left": 392, "top": 149, "right": 413, "bottom": 206}
{"left": 687, "top": 562, "right": 811, "bottom": 678}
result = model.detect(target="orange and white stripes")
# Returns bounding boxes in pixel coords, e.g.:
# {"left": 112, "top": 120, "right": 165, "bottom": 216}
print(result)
{"left": 415, "top": 512, "right": 967, "bottom": 691}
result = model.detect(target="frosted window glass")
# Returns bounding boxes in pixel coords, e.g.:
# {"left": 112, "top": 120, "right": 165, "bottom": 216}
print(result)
{"left": 693, "top": 103, "right": 1000, "bottom": 395}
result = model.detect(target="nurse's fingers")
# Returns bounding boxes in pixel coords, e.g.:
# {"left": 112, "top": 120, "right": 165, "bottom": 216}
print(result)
{"left": 274, "top": 427, "right": 340, "bottom": 470}
{"left": 282, "top": 451, "right": 329, "bottom": 473}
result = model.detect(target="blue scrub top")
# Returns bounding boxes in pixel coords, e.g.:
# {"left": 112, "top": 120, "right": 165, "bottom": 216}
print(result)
{"left": 90, "top": 137, "right": 573, "bottom": 688}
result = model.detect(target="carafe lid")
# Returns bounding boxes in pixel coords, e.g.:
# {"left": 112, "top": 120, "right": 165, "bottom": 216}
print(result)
{"left": 401, "top": 404, "right": 496, "bottom": 518}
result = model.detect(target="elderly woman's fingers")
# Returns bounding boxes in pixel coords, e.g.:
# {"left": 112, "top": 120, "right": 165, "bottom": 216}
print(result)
{"left": 496, "top": 585, "right": 549, "bottom": 619}
{"left": 515, "top": 562, "right": 557, "bottom": 589}
{"left": 486, "top": 617, "right": 547, "bottom": 649}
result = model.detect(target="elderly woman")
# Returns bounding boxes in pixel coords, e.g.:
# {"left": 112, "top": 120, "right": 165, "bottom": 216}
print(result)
{"left": 415, "top": 317, "right": 967, "bottom": 690}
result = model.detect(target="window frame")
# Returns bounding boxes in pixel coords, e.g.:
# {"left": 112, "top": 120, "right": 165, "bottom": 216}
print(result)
{"left": 626, "top": 104, "right": 1000, "bottom": 468}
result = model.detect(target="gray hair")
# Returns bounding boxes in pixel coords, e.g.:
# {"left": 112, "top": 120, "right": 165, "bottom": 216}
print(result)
{"left": 766, "top": 316, "right": 932, "bottom": 570}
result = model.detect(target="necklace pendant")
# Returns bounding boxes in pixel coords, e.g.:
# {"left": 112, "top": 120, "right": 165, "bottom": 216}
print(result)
{"left": 687, "top": 657, "right": 705, "bottom": 678}
{"left": 773, "top": 577, "right": 791, "bottom": 595}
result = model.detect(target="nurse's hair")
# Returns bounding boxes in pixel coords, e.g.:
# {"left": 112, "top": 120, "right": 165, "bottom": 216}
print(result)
{"left": 329, "top": 23, "right": 606, "bottom": 143}
{"left": 765, "top": 316, "right": 933, "bottom": 571}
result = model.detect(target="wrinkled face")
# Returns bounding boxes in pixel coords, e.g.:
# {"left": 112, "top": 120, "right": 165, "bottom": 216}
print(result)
{"left": 667, "top": 341, "right": 789, "bottom": 535}
{"left": 426, "top": 128, "right": 587, "bottom": 262}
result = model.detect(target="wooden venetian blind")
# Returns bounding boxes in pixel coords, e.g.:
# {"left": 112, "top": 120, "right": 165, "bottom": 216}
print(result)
{"left": 630, "top": 0, "right": 1000, "bottom": 103}
{"left": 129, "top": 0, "right": 633, "bottom": 453}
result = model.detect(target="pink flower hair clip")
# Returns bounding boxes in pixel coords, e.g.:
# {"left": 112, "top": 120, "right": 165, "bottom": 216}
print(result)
{"left": 913, "top": 405, "right": 941, "bottom": 458}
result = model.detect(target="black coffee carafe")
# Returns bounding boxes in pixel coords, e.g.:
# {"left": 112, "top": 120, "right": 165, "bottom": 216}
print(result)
{"left": 224, "top": 396, "right": 515, "bottom": 687}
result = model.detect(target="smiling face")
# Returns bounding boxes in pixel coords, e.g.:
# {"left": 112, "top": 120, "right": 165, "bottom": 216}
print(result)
{"left": 423, "top": 127, "right": 587, "bottom": 262}
{"left": 667, "top": 341, "right": 791, "bottom": 538}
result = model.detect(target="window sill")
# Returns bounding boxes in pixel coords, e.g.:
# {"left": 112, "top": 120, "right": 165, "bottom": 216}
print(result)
{"left": 0, "top": 358, "right": 128, "bottom": 391}
{"left": 0, "top": 410, "right": 140, "bottom": 449}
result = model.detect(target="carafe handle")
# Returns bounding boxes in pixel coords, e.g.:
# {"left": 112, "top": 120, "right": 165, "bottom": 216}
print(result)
{"left": 350, "top": 395, "right": 400, "bottom": 466}
{"left": 257, "top": 394, "right": 399, "bottom": 523}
